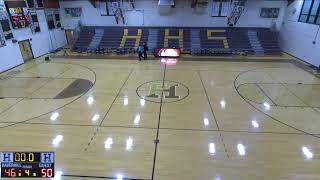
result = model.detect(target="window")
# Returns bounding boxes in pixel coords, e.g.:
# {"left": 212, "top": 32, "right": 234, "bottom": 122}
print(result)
{"left": 211, "top": 0, "right": 230, "bottom": 17}
{"left": 299, "top": 0, "right": 320, "bottom": 24}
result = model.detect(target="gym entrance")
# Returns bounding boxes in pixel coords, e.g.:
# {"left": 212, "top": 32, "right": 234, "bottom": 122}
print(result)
{"left": 18, "top": 40, "right": 33, "bottom": 62}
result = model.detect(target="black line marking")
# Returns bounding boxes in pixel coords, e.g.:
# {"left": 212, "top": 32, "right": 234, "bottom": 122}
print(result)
{"left": 314, "top": 107, "right": 320, "bottom": 114}
{"left": 265, "top": 71, "right": 320, "bottom": 114}
{"left": 0, "top": 62, "right": 97, "bottom": 129}
{"left": 151, "top": 63, "right": 166, "bottom": 180}
{"left": 234, "top": 67, "right": 320, "bottom": 139}
{"left": 84, "top": 68, "right": 134, "bottom": 151}
{"left": 197, "top": 71, "right": 220, "bottom": 130}
{"left": 62, "top": 174, "right": 149, "bottom": 180}
{"left": 2, "top": 121, "right": 318, "bottom": 136}
{"left": 1, "top": 61, "right": 45, "bottom": 78}
{"left": 28, "top": 68, "right": 71, "bottom": 97}
{"left": 0, "top": 121, "right": 156, "bottom": 129}
{"left": 240, "top": 82, "right": 320, "bottom": 85}
{"left": 198, "top": 69, "right": 245, "bottom": 72}
{"left": 290, "top": 59, "right": 320, "bottom": 79}
{"left": 155, "top": 128, "right": 311, "bottom": 136}
{"left": 280, "top": 83, "right": 312, "bottom": 107}
{"left": 99, "top": 69, "right": 133, "bottom": 127}
{"left": 0, "top": 98, "right": 24, "bottom": 116}
{"left": 1, "top": 76, "right": 77, "bottom": 79}
{"left": 0, "top": 68, "right": 71, "bottom": 116}
{"left": 197, "top": 71, "right": 231, "bottom": 158}
{"left": 0, "top": 97, "right": 58, "bottom": 100}
{"left": 237, "top": 84, "right": 273, "bottom": 105}
{"left": 219, "top": 132, "right": 230, "bottom": 158}
{"left": 0, "top": 76, "right": 11, "bottom": 81}
{"left": 1, "top": 67, "right": 21, "bottom": 75}
{"left": 255, "top": 83, "right": 278, "bottom": 106}
{"left": 0, "top": 62, "right": 50, "bottom": 115}
{"left": 179, "top": 57, "right": 291, "bottom": 63}
{"left": 237, "top": 83, "right": 320, "bottom": 108}
{"left": 0, "top": 62, "right": 46, "bottom": 88}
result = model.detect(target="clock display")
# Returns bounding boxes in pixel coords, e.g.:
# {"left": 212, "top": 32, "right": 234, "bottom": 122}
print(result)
{"left": 1, "top": 152, "right": 55, "bottom": 178}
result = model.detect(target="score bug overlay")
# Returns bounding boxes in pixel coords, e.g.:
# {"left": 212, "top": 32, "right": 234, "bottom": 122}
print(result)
{"left": 0, "top": 152, "right": 55, "bottom": 178}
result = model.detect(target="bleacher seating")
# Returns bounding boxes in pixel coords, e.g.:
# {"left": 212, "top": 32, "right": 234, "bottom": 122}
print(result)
{"left": 72, "top": 26, "right": 282, "bottom": 56}
{"left": 256, "top": 29, "right": 281, "bottom": 55}
{"left": 73, "top": 27, "right": 95, "bottom": 52}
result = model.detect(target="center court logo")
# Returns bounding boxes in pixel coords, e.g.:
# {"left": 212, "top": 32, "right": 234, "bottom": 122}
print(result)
{"left": 136, "top": 80, "right": 189, "bottom": 103}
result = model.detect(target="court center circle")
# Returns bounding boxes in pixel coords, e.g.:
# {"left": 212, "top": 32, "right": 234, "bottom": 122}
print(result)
{"left": 136, "top": 80, "right": 189, "bottom": 103}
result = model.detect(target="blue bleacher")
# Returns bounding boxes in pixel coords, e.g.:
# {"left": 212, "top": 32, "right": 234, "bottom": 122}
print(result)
{"left": 72, "top": 26, "right": 282, "bottom": 56}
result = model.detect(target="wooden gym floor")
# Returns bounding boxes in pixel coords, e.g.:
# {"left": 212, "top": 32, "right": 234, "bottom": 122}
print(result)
{"left": 0, "top": 57, "right": 320, "bottom": 180}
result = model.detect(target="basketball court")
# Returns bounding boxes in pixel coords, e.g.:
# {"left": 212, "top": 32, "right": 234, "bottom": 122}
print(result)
{"left": 0, "top": 56, "right": 319, "bottom": 179}
{"left": 0, "top": 0, "right": 320, "bottom": 179}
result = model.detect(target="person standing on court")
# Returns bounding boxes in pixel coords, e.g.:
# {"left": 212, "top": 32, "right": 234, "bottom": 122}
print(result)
{"left": 138, "top": 43, "right": 144, "bottom": 61}
{"left": 143, "top": 42, "right": 149, "bottom": 60}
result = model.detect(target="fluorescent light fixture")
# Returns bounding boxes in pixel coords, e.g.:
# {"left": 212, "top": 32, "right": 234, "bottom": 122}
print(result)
{"left": 302, "top": 146, "right": 314, "bottom": 159}
{"left": 140, "top": 98, "right": 145, "bottom": 107}
{"left": 87, "top": 96, "right": 94, "bottom": 105}
{"left": 134, "top": 114, "right": 141, "bottom": 125}
{"left": 237, "top": 143, "right": 246, "bottom": 156}
{"left": 203, "top": 118, "right": 209, "bottom": 126}
{"left": 251, "top": 120, "right": 259, "bottom": 128}
{"left": 52, "top": 171, "right": 63, "bottom": 180}
{"left": 124, "top": 96, "right": 128, "bottom": 106}
{"left": 116, "top": 174, "right": 123, "bottom": 180}
{"left": 209, "top": 143, "right": 216, "bottom": 155}
{"left": 263, "top": 102, "right": 270, "bottom": 110}
{"left": 50, "top": 112, "right": 59, "bottom": 121}
{"left": 92, "top": 114, "right": 100, "bottom": 122}
{"left": 52, "top": 135, "right": 63, "bottom": 146}
{"left": 104, "top": 137, "right": 113, "bottom": 150}
{"left": 126, "top": 137, "right": 133, "bottom": 151}
{"left": 220, "top": 100, "right": 226, "bottom": 109}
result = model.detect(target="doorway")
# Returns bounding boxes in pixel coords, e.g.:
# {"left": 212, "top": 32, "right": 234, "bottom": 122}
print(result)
{"left": 18, "top": 40, "right": 33, "bottom": 62}
{"left": 66, "top": 30, "right": 75, "bottom": 46}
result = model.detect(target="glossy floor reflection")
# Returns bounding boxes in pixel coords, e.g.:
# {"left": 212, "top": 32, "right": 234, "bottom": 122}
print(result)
{"left": 0, "top": 58, "right": 319, "bottom": 180}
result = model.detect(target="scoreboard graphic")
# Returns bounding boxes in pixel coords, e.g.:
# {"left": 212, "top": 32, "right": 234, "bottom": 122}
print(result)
{"left": 5, "top": 0, "right": 31, "bottom": 29}
{"left": 0, "top": 152, "right": 55, "bottom": 178}
{"left": 8, "top": 7, "right": 31, "bottom": 29}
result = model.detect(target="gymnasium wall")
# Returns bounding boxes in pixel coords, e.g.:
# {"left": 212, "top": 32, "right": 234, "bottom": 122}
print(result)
{"left": 280, "top": 0, "right": 320, "bottom": 67}
{"left": 59, "top": 0, "right": 287, "bottom": 29}
{"left": 0, "top": 9, "right": 67, "bottom": 73}
{"left": 0, "top": 41, "right": 23, "bottom": 73}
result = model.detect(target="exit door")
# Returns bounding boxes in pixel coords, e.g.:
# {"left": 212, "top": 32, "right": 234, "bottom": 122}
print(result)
{"left": 18, "top": 40, "right": 33, "bottom": 62}
{"left": 65, "top": 30, "right": 75, "bottom": 46}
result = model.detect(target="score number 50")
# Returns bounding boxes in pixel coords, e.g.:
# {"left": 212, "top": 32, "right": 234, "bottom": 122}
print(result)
{"left": 41, "top": 168, "right": 54, "bottom": 177}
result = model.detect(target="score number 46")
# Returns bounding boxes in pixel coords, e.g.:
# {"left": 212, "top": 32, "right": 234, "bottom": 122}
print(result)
{"left": 4, "top": 168, "right": 53, "bottom": 177}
